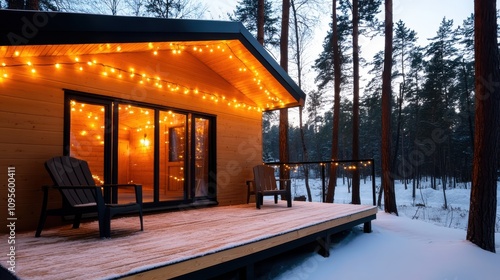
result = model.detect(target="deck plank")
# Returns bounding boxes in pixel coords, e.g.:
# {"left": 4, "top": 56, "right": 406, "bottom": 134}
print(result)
{"left": 0, "top": 202, "right": 377, "bottom": 280}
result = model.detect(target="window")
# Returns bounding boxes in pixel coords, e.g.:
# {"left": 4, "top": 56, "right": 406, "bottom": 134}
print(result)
{"left": 65, "top": 91, "right": 216, "bottom": 208}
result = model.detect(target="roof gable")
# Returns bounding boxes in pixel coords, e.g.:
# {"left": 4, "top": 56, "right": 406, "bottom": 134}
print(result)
{"left": 0, "top": 10, "right": 305, "bottom": 111}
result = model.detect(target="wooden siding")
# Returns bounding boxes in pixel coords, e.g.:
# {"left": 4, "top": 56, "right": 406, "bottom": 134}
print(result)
{"left": 0, "top": 52, "right": 263, "bottom": 232}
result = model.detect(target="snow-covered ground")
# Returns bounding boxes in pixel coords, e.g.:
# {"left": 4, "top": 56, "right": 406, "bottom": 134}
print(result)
{"left": 257, "top": 176, "right": 500, "bottom": 280}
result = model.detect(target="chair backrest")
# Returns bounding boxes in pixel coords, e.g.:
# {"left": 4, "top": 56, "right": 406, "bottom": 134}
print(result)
{"left": 45, "top": 156, "right": 98, "bottom": 207}
{"left": 253, "top": 165, "right": 278, "bottom": 191}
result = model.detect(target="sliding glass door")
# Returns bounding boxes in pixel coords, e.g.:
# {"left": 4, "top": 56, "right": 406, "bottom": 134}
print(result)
{"left": 67, "top": 99, "right": 111, "bottom": 185}
{"left": 159, "top": 111, "right": 187, "bottom": 201}
{"left": 117, "top": 105, "right": 155, "bottom": 203}
{"left": 194, "top": 117, "right": 211, "bottom": 198}
{"left": 65, "top": 91, "right": 216, "bottom": 208}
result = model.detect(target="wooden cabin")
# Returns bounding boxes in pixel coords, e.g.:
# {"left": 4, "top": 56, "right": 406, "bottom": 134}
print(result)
{"left": 0, "top": 10, "right": 305, "bottom": 233}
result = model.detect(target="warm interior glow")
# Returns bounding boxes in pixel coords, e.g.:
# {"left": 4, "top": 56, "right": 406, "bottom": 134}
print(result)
{"left": 140, "top": 134, "right": 150, "bottom": 147}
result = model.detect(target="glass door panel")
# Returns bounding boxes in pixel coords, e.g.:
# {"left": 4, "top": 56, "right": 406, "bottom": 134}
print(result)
{"left": 195, "top": 118, "right": 210, "bottom": 197}
{"left": 67, "top": 92, "right": 216, "bottom": 207}
{"left": 69, "top": 100, "right": 105, "bottom": 184}
{"left": 159, "top": 111, "right": 187, "bottom": 201}
{"left": 118, "top": 104, "right": 155, "bottom": 203}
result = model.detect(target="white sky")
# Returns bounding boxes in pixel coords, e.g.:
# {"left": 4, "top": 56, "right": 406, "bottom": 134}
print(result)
{"left": 394, "top": 0, "right": 474, "bottom": 44}
{"left": 205, "top": 0, "right": 480, "bottom": 86}
{"left": 205, "top": 0, "right": 494, "bottom": 121}
{"left": 206, "top": 0, "right": 478, "bottom": 49}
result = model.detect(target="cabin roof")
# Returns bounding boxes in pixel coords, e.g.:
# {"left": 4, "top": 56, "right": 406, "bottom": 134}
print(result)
{"left": 0, "top": 10, "right": 305, "bottom": 111}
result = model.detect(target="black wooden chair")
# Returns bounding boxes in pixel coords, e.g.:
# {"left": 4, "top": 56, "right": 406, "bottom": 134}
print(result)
{"left": 253, "top": 165, "right": 292, "bottom": 209}
{"left": 35, "top": 156, "right": 143, "bottom": 238}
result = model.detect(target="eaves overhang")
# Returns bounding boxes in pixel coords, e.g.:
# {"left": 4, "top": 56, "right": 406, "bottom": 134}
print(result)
{"left": 0, "top": 10, "right": 306, "bottom": 111}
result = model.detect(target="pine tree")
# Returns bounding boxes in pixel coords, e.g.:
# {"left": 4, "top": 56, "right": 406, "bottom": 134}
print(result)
{"left": 339, "top": 0, "right": 382, "bottom": 204}
{"left": 326, "top": 0, "right": 343, "bottom": 203}
{"left": 381, "top": 0, "right": 397, "bottom": 215}
{"left": 420, "top": 18, "right": 459, "bottom": 196}
{"left": 279, "top": 0, "right": 291, "bottom": 190}
{"left": 145, "top": 0, "right": 206, "bottom": 19}
{"left": 229, "top": 0, "right": 280, "bottom": 47}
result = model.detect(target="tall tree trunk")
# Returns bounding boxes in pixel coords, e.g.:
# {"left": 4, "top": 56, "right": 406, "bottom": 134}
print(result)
{"left": 257, "top": 0, "right": 265, "bottom": 45}
{"left": 392, "top": 84, "right": 404, "bottom": 179}
{"left": 351, "top": 0, "right": 361, "bottom": 204}
{"left": 299, "top": 107, "right": 312, "bottom": 201}
{"left": 290, "top": 0, "right": 312, "bottom": 202}
{"left": 441, "top": 150, "right": 448, "bottom": 209}
{"left": 381, "top": 0, "right": 398, "bottom": 215}
{"left": 326, "top": 0, "right": 341, "bottom": 203}
{"left": 466, "top": 0, "right": 499, "bottom": 253}
{"left": 412, "top": 68, "right": 422, "bottom": 200}
{"left": 279, "top": 0, "right": 290, "bottom": 185}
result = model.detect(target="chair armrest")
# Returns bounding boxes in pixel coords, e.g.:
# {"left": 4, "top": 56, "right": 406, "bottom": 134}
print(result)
{"left": 100, "top": 183, "right": 141, "bottom": 189}
{"left": 276, "top": 179, "right": 291, "bottom": 190}
{"left": 100, "top": 184, "right": 143, "bottom": 205}
{"left": 47, "top": 185, "right": 101, "bottom": 190}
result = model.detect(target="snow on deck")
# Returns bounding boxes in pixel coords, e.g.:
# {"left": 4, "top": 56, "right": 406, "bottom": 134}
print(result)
{"left": 1, "top": 201, "right": 377, "bottom": 280}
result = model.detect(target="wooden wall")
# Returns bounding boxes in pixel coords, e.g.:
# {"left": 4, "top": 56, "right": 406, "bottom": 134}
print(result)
{"left": 0, "top": 51, "right": 263, "bottom": 233}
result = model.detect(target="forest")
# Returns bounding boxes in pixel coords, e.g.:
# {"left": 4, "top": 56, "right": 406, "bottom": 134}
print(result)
{"left": 2, "top": 0, "right": 499, "bottom": 251}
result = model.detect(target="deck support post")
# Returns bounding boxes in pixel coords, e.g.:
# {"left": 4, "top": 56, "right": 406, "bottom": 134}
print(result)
{"left": 316, "top": 233, "right": 331, "bottom": 258}
{"left": 364, "top": 221, "right": 372, "bottom": 233}
{"left": 239, "top": 263, "right": 254, "bottom": 280}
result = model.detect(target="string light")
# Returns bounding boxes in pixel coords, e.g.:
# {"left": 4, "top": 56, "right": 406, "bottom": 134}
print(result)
{"left": 1, "top": 41, "right": 291, "bottom": 112}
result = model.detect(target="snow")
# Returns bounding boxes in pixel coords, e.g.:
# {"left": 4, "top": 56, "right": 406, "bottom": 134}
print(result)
{"left": 258, "top": 177, "right": 500, "bottom": 280}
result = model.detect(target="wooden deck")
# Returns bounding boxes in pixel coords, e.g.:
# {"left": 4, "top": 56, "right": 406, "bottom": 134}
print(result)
{"left": 1, "top": 201, "right": 377, "bottom": 280}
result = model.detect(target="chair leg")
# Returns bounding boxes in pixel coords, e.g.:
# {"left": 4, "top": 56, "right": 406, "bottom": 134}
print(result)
{"left": 274, "top": 194, "right": 278, "bottom": 204}
{"left": 35, "top": 187, "right": 50, "bottom": 237}
{"left": 101, "top": 210, "right": 111, "bottom": 238}
{"left": 247, "top": 183, "right": 250, "bottom": 204}
{"left": 35, "top": 212, "right": 47, "bottom": 237}
{"left": 256, "top": 193, "right": 261, "bottom": 209}
{"left": 286, "top": 184, "right": 292, "bottom": 207}
{"left": 97, "top": 204, "right": 107, "bottom": 238}
{"left": 139, "top": 209, "right": 144, "bottom": 231}
{"left": 72, "top": 213, "right": 82, "bottom": 229}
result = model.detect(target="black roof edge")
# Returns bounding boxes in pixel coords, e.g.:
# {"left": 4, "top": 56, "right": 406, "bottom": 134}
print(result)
{"left": 0, "top": 10, "right": 306, "bottom": 106}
